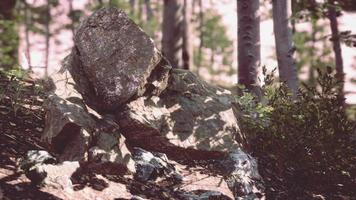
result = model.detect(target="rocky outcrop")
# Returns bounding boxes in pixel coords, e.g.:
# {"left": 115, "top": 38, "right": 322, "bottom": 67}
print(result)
{"left": 40, "top": 7, "right": 265, "bottom": 199}
{"left": 116, "top": 69, "right": 244, "bottom": 160}
{"left": 66, "top": 7, "right": 171, "bottom": 112}
{"left": 42, "top": 93, "right": 135, "bottom": 173}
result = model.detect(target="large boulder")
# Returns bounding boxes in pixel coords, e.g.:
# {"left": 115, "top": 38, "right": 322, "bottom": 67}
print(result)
{"left": 116, "top": 69, "right": 244, "bottom": 160}
{"left": 66, "top": 7, "right": 171, "bottom": 112}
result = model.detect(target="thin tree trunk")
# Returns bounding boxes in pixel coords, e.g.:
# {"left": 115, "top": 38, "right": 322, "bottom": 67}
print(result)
{"left": 162, "top": 0, "right": 183, "bottom": 68}
{"left": 327, "top": 0, "right": 345, "bottom": 101}
{"left": 98, "top": 0, "right": 103, "bottom": 7}
{"left": 129, "top": 0, "right": 136, "bottom": 16}
{"left": 237, "top": 0, "right": 260, "bottom": 90}
{"left": 272, "top": 0, "right": 298, "bottom": 97}
{"left": 182, "top": 0, "right": 192, "bottom": 70}
{"left": 291, "top": 0, "right": 297, "bottom": 34}
{"left": 197, "top": 0, "right": 203, "bottom": 75}
{"left": 191, "top": 0, "right": 197, "bottom": 16}
{"left": 138, "top": 0, "right": 144, "bottom": 23}
{"left": 68, "top": 0, "right": 75, "bottom": 38}
{"left": 24, "top": 0, "right": 32, "bottom": 70}
{"left": 44, "top": 0, "right": 50, "bottom": 76}
{"left": 144, "top": 0, "right": 153, "bottom": 21}
{"left": 309, "top": 19, "right": 317, "bottom": 87}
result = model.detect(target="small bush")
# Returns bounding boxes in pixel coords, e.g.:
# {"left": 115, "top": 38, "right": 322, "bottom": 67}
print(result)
{"left": 236, "top": 67, "right": 356, "bottom": 199}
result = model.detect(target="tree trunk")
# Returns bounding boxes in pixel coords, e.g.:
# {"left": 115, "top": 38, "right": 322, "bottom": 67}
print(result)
{"left": 327, "top": 0, "right": 345, "bottom": 101}
{"left": 44, "top": 0, "right": 51, "bottom": 76}
{"left": 162, "top": 0, "right": 183, "bottom": 68}
{"left": 98, "top": 0, "right": 103, "bottom": 7}
{"left": 309, "top": 19, "right": 317, "bottom": 87}
{"left": 68, "top": 0, "right": 75, "bottom": 38}
{"left": 237, "top": 0, "right": 260, "bottom": 90}
{"left": 197, "top": 0, "right": 203, "bottom": 75}
{"left": 144, "top": 0, "right": 153, "bottom": 21}
{"left": 129, "top": 0, "right": 136, "bottom": 16}
{"left": 182, "top": 0, "right": 192, "bottom": 70}
{"left": 138, "top": 0, "right": 144, "bottom": 23}
{"left": 272, "top": 0, "right": 298, "bottom": 97}
{"left": 24, "top": 0, "right": 32, "bottom": 70}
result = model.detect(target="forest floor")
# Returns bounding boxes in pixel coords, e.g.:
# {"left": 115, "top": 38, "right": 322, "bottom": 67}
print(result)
{"left": 0, "top": 71, "right": 355, "bottom": 200}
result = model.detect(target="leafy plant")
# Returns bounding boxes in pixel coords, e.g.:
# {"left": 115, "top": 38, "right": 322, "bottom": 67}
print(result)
{"left": 236, "top": 66, "right": 356, "bottom": 198}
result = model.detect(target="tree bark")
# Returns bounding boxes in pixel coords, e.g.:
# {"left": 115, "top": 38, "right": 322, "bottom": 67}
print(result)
{"left": 237, "top": 0, "right": 260, "bottom": 90}
{"left": 44, "top": 0, "right": 51, "bottom": 76}
{"left": 182, "top": 0, "right": 192, "bottom": 70}
{"left": 162, "top": 0, "right": 183, "bottom": 68}
{"left": 327, "top": 0, "right": 345, "bottom": 101}
{"left": 272, "top": 0, "right": 298, "bottom": 97}
{"left": 144, "top": 0, "right": 153, "bottom": 21}
{"left": 24, "top": 0, "right": 32, "bottom": 70}
{"left": 129, "top": 0, "right": 136, "bottom": 16}
{"left": 68, "top": 0, "right": 75, "bottom": 38}
{"left": 197, "top": 0, "right": 203, "bottom": 75}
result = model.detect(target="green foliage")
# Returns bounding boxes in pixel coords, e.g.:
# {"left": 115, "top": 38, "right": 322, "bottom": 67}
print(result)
{"left": 236, "top": 67, "right": 356, "bottom": 197}
{"left": 0, "top": 68, "right": 28, "bottom": 116}
{"left": 0, "top": 17, "right": 19, "bottom": 69}
{"left": 0, "top": 68, "right": 44, "bottom": 119}
{"left": 193, "top": 9, "right": 234, "bottom": 76}
{"left": 200, "top": 9, "right": 231, "bottom": 54}
{"left": 87, "top": 0, "right": 160, "bottom": 40}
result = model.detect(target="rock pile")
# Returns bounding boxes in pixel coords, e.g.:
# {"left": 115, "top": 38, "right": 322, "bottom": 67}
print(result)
{"left": 22, "top": 7, "right": 265, "bottom": 200}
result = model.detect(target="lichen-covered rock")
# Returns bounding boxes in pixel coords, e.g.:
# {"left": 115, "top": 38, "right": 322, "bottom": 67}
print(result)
{"left": 42, "top": 94, "right": 94, "bottom": 162}
{"left": 67, "top": 7, "right": 171, "bottom": 112}
{"left": 19, "top": 150, "right": 57, "bottom": 172}
{"left": 219, "top": 149, "right": 265, "bottom": 200}
{"left": 178, "top": 190, "right": 233, "bottom": 200}
{"left": 19, "top": 150, "right": 79, "bottom": 191}
{"left": 42, "top": 94, "right": 135, "bottom": 173}
{"left": 116, "top": 69, "right": 244, "bottom": 160}
{"left": 88, "top": 132, "right": 136, "bottom": 173}
{"left": 132, "top": 147, "right": 182, "bottom": 183}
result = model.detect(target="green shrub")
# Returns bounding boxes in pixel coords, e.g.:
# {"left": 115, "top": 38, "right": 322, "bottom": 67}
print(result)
{"left": 236, "top": 67, "right": 356, "bottom": 198}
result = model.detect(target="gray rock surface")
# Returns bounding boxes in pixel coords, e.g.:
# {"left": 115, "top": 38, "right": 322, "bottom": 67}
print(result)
{"left": 42, "top": 94, "right": 94, "bottom": 162}
{"left": 117, "top": 69, "right": 243, "bottom": 160}
{"left": 19, "top": 150, "right": 56, "bottom": 172}
{"left": 132, "top": 147, "right": 182, "bottom": 183}
{"left": 88, "top": 132, "right": 136, "bottom": 173}
{"left": 179, "top": 190, "right": 233, "bottom": 200}
{"left": 19, "top": 150, "right": 79, "bottom": 191}
{"left": 27, "top": 161, "right": 80, "bottom": 191}
{"left": 42, "top": 94, "right": 135, "bottom": 172}
{"left": 219, "top": 149, "right": 265, "bottom": 200}
{"left": 66, "top": 7, "right": 171, "bottom": 112}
